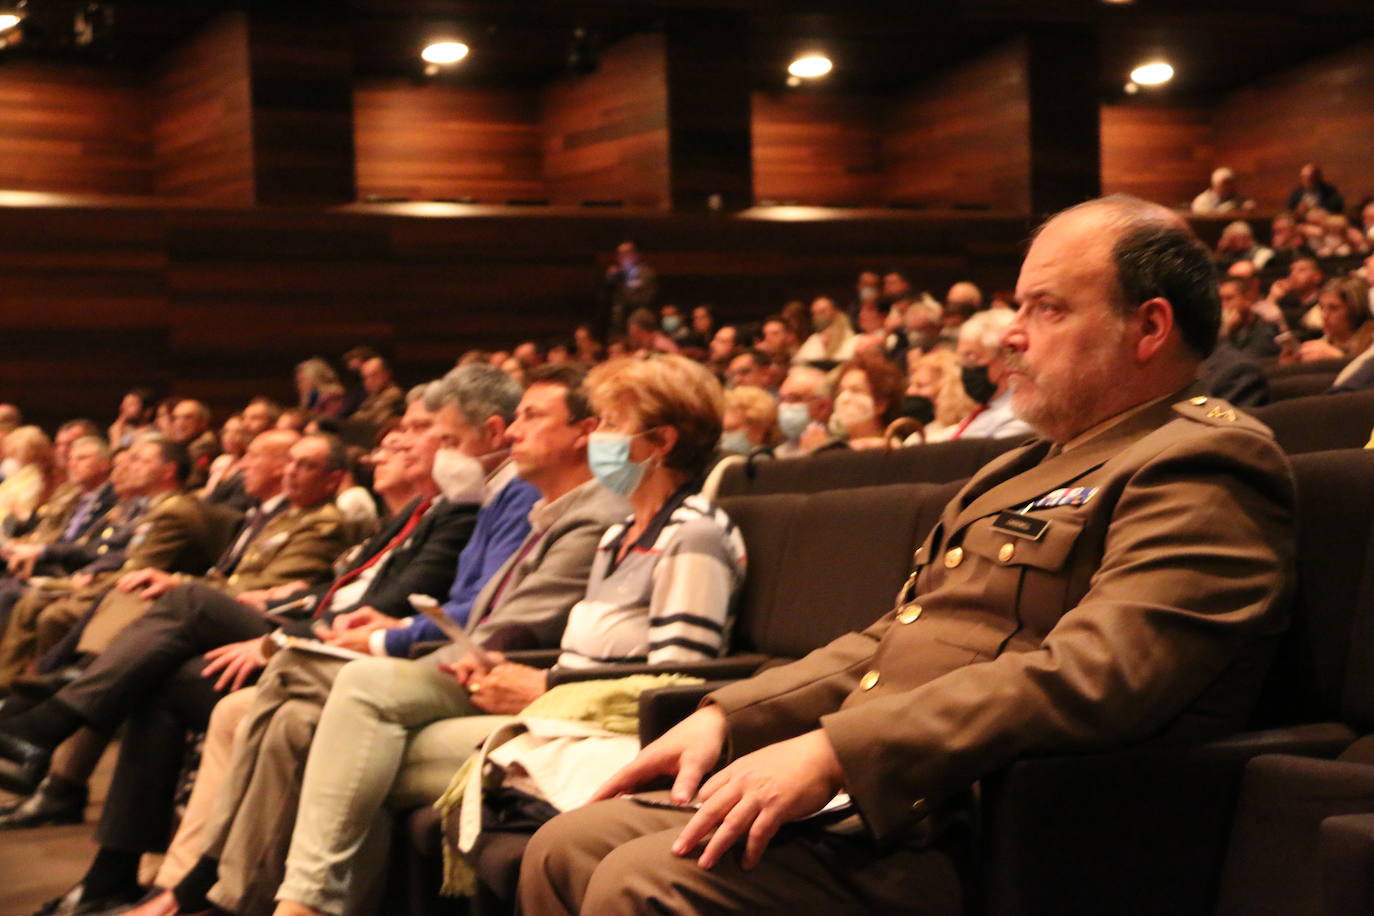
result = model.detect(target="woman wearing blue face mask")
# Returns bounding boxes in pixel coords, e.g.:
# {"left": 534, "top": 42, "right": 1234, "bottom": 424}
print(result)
{"left": 443, "top": 353, "right": 748, "bottom": 907}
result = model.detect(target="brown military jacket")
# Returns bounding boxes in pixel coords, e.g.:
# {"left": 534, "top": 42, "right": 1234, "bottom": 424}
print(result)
{"left": 213, "top": 500, "right": 350, "bottom": 594}
{"left": 710, "top": 392, "right": 1296, "bottom": 843}
{"left": 18, "top": 481, "right": 82, "bottom": 546}
{"left": 118, "top": 489, "right": 219, "bottom": 577}
{"left": 76, "top": 499, "right": 350, "bottom": 654}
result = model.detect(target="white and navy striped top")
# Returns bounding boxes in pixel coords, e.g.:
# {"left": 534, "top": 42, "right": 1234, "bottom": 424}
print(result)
{"left": 556, "top": 488, "right": 747, "bottom": 669}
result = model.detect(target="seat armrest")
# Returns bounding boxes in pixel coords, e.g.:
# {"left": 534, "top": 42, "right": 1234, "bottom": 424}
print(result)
{"left": 502, "top": 648, "right": 562, "bottom": 669}
{"left": 544, "top": 655, "right": 769, "bottom": 689}
{"left": 638, "top": 682, "right": 739, "bottom": 744}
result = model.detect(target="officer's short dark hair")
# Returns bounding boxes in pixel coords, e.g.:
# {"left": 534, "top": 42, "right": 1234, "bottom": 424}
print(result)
{"left": 526, "top": 363, "right": 593, "bottom": 423}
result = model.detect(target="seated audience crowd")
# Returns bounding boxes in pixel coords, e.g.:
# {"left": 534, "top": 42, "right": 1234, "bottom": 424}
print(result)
{"left": 0, "top": 183, "right": 1368, "bottom": 916}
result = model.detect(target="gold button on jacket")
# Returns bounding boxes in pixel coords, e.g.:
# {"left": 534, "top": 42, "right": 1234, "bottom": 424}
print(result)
{"left": 943, "top": 547, "right": 963, "bottom": 569}
{"left": 859, "top": 670, "right": 880, "bottom": 691}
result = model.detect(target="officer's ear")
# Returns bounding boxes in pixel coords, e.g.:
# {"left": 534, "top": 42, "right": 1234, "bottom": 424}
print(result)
{"left": 1134, "top": 296, "right": 1175, "bottom": 363}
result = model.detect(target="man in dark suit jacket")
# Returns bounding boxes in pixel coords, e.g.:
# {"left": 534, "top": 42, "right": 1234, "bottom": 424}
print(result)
{"left": 520, "top": 196, "right": 1296, "bottom": 915}
{"left": 0, "top": 414, "right": 477, "bottom": 911}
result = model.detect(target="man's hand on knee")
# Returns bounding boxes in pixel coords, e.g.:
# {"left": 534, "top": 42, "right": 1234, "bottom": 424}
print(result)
{"left": 672, "top": 729, "right": 844, "bottom": 872}
{"left": 593, "top": 705, "right": 728, "bottom": 807}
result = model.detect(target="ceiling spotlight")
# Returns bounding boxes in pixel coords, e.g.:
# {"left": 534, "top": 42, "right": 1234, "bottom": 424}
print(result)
{"left": 421, "top": 40, "right": 469, "bottom": 66}
{"left": 566, "top": 26, "right": 600, "bottom": 75}
{"left": 787, "top": 54, "right": 832, "bottom": 79}
{"left": 0, "top": 1, "right": 26, "bottom": 33}
{"left": 1124, "top": 81, "right": 1139, "bottom": 95}
{"left": 1129, "top": 61, "right": 1174, "bottom": 86}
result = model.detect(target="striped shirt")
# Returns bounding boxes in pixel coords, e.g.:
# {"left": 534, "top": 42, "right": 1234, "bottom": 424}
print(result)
{"left": 557, "top": 489, "right": 746, "bottom": 669}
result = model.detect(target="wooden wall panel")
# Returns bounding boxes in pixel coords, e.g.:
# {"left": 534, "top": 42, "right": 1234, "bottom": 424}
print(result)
{"left": 0, "top": 63, "right": 153, "bottom": 195}
{"left": 354, "top": 82, "right": 543, "bottom": 202}
{"left": 751, "top": 92, "right": 882, "bottom": 206}
{"left": 541, "top": 33, "right": 670, "bottom": 208}
{"left": 1213, "top": 38, "right": 1374, "bottom": 212}
{"left": 0, "top": 201, "right": 1031, "bottom": 429}
{"left": 152, "top": 12, "right": 255, "bottom": 202}
{"left": 246, "top": 14, "right": 357, "bottom": 206}
{"left": 1101, "top": 104, "right": 1214, "bottom": 208}
{"left": 882, "top": 40, "right": 1031, "bottom": 211}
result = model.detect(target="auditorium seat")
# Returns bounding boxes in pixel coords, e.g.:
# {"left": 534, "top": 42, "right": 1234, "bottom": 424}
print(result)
{"left": 712, "top": 437, "right": 1021, "bottom": 498}
{"left": 979, "top": 448, "right": 1374, "bottom": 915}
{"left": 1250, "top": 390, "right": 1374, "bottom": 453}
{"left": 1266, "top": 371, "right": 1341, "bottom": 402}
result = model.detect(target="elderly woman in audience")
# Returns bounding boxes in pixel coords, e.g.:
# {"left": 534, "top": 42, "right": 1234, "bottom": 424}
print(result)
{"left": 793, "top": 296, "right": 857, "bottom": 367}
{"left": 294, "top": 357, "right": 347, "bottom": 418}
{"left": 829, "top": 352, "right": 905, "bottom": 449}
{"left": 1283, "top": 276, "right": 1374, "bottom": 365}
{"left": 153, "top": 354, "right": 746, "bottom": 916}
{"left": 0, "top": 426, "right": 54, "bottom": 530}
{"left": 906, "top": 348, "right": 978, "bottom": 444}
{"left": 720, "top": 384, "right": 781, "bottom": 455}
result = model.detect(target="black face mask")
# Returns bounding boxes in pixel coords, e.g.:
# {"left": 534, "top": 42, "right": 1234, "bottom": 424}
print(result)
{"left": 960, "top": 365, "right": 997, "bottom": 404}
{"left": 899, "top": 395, "right": 935, "bottom": 426}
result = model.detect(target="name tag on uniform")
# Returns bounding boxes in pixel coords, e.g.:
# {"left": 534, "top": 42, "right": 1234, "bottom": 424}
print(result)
{"left": 1026, "top": 487, "right": 1098, "bottom": 511}
{"left": 991, "top": 511, "right": 1049, "bottom": 541}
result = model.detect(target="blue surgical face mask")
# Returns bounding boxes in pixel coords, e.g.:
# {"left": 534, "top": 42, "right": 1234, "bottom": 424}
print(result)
{"left": 777, "top": 402, "right": 811, "bottom": 441}
{"left": 719, "top": 429, "right": 752, "bottom": 455}
{"left": 662, "top": 315, "right": 683, "bottom": 334}
{"left": 587, "top": 431, "right": 653, "bottom": 497}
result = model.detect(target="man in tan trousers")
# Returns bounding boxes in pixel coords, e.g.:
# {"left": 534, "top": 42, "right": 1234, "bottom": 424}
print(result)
{"left": 517, "top": 195, "right": 1298, "bottom": 914}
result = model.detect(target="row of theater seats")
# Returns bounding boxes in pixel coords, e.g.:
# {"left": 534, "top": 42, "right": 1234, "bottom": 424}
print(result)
{"left": 396, "top": 388, "right": 1374, "bottom": 915}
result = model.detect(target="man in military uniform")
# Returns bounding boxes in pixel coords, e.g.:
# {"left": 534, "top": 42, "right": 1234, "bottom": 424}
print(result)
{"left": 74, "top": 430, "right": 352, "bottom": 656}
{"left": 518, "top": 195, "right": 1297, "bottom": 915}
{"left": 0, "top": 435, "right": 217, "bottom": 689}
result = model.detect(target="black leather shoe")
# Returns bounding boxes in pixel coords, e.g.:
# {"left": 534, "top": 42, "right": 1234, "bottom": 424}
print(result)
{"left": 32, "top": 883, "right": 144, "bottom": 916}
{"left": 0, "top": 776, "right": 85, "bottom": 829}
{"left": 0, "top": 728, "right": 50, "bottom": 795}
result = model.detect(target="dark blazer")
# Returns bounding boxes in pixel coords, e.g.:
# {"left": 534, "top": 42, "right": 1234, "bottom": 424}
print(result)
{"left": 282, "top": 497, "right": 480, "bottom": 635}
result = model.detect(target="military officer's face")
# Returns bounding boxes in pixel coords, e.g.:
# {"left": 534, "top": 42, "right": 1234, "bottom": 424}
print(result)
{"left": 239, "top": 432, "right": 295, "bottom": 501}
{"left": 66, "top": 441, "right": 111, "bottom": 490}
{"left": 281, "top": 437, "right": 342, "bottom": 508}
{"left": 1004, "top": 210, "right": 1138, "bottom": 443}
{"left": 122, "top": 441, "right": 175, "bottom": 495}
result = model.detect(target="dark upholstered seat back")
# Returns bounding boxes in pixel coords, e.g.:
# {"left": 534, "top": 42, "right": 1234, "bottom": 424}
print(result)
{"left": 1266, "top": 372, "right": 1339, "bottom": 402}
{"left": 1251, "top": 449, "right": 1374, "bottom": 731}
{"left": 714, "top": 437, "right": 1020, "bottom": 498}
{"left": 718, "top": 480, "right": 961, "bottom": 660}
{"left": 1249, "top": 391, "right": 1374, "bottom": 454}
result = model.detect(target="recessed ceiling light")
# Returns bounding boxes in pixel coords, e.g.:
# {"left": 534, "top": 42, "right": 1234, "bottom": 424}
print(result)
{"left": 0, "top": 13, "right": 21, "bottom": 32}
{"left": 421, "top": 41, "right": 469, "bottom": 66}
{"left": 1130, "top": 61, "right": 1174, "bottom": 86}
{"left": 787, "top": 54, "right": 832, "bottom": 79}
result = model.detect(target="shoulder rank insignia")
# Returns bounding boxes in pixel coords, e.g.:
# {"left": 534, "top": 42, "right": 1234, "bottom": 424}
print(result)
{"left": 1205, "top": 404, "right": 1238, "bottom": 422}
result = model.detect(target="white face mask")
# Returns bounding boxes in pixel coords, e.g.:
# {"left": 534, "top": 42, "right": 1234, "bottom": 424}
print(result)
{"left": 828, "top": 391, "right": 877, "bottom": 439}
{"left": 431, "top": 447, "right": 486, "bottom": 504}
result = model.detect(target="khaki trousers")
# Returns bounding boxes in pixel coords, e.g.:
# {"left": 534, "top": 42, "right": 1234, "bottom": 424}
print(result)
{"left": 518, "top": 798, "right": 962, "bottom": 916}
{"left": 202, "top": 650, "right": 502, "bottom": 916}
